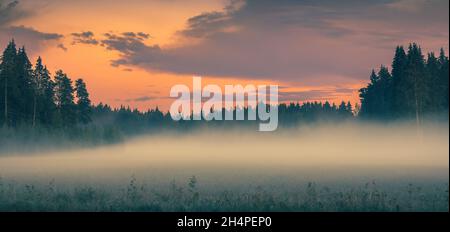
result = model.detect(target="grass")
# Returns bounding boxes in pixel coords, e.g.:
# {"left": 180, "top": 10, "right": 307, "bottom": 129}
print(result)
{"left": 0, "top": 176, "right": 447, "bottom": 212}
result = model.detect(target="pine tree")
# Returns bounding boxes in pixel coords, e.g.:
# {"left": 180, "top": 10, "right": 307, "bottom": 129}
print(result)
{"left": 0, "top": 42, "right": 35, "bottom": 127}
{"left": 359, "top": 66, "right": 392, "bottom": 118}
{"left": 359, "top": 43, "right": 448, "bottom": 120}
{"left": 405, "top": 43, "right": 428, "bottom": 124}
{"left": 32, "top": 57, "right": 56, "bottom": 126}
{"left": 14, "top": 47, "right": 35, "bottom": 126}
{"left": 338, "top": 101, "right": 347, "bottom": 117}
{"left": 0, "top": 40, "right": 17, "bottom": 127}
{"left": 377, "top": 65, "right": 392, "bottom": 118}
{"left": 425, "top": 52, "right": 440, "bottom": 112}
{"left": 438, "top": 49, "right": 449, "bottom": 112}
{"left": 54, "top": 70, "right": 76, "bottom": 127}
{"left": 323, "top": 101, "right": 332, "bottom": 114}
{"left": 346, "top": 101, "right": 353, "bottom": 116}
{"left": 359, "top": 70, "right": 378, "bottom": 117}
{"left": 75, "top": 78, "right": 92, "bottom": 124}
{"left": 391, "top": 46, "right": 408, "bottom": 117}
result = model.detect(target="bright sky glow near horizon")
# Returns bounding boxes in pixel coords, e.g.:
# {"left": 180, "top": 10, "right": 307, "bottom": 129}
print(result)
{"left": 0, "top": 0, "right": 448, "bottom": 111}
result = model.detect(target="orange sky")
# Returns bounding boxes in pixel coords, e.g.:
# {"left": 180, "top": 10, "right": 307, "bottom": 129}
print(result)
{"left": 1, "top": 0, "right": 447, "bottom": 111}
{"left": 15, "top": 0, "right": 241, "bottom": 111}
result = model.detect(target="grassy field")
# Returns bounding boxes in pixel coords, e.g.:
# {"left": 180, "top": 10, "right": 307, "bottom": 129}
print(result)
{"left": 0, "top": 176, "right": 447, "bottom": 212}
{"left": 0, "top": 124, "right": 448, "bottom": 212}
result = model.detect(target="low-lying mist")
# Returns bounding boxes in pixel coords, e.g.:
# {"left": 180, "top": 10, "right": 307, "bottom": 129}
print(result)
{"left": 0, "top": 121, "right": 448, "bottom": 186}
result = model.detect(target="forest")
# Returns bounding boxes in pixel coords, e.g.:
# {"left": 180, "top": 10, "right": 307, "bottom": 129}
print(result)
{"left": 0, "top": 41, "right": 448, "bottom": 212}
{"left": 0, "top": 40, "right": 448, "bottom": 146}
{"left": 0, "top": 40, "right": 91, "bottom": 128}
{"left": 359, "top": 43, "right": 449, "bottom": 121}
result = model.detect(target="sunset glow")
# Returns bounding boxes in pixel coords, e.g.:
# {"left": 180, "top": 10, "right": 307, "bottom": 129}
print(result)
{"left": 1, "top": 0, "right": 448, "bottom": 111}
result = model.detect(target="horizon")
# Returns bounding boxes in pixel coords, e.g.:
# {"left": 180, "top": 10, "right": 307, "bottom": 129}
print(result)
{"left": 1, "top": 0, "right": 448, "bottom": 111}
{"left": 0, "top": 0, "right": 449, "bottom": 219}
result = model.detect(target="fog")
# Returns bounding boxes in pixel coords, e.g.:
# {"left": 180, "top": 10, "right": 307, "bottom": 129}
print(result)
{"left": 0, "top": 122, "right": 448, "bottom": 187}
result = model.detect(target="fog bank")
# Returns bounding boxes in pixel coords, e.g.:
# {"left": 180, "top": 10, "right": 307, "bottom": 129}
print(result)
{"left": 0, "top": 122, "right": 448, "bottom": 186}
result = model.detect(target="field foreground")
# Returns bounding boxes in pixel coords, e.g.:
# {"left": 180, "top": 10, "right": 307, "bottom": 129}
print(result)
{"left": 0, "top": 123, "right": 448, "bottom": 212}
{"left": 0, "top": 176, "right": 448, "bottom": 212}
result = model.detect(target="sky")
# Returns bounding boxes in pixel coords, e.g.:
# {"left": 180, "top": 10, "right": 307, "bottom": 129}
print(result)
{"left": 0, "top": 0, "right": 449, "bottom": 111}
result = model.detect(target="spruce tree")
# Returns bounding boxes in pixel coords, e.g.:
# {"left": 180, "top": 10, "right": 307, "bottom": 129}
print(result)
{"left": 405, "top": 43, "right": 428, "bottom": 124}
{"left": 359, "top": 43, "right": 448, "bottom": 120}
{"left": 14, "top": 47, "right": 34, "bottom": 126}
{"left": 32, "top": 57, "right": 56, "bottom": 126}
{"left": 438, "top": 49, "right": 449, "bottom": 112}
{"left": 377, "top": 65, "right": 392, "bottom": 118}
{"left": 54, "top": 70, "right": 76, "bottom": 127}
{"left": 346, "top": 101, "right": 353, "bottom": 116}
{"left": 338, "top": 101, "right": 346, "bottom": 113}
{"left": 75, "top": 78, "right": 92, "bottom": 124}
{"left": 359, "top": 70, "right": 378, "bottom": 117}
{"left": 0, "top": 40, "right": 17, "bottom": 127}
{"left": 425, "top": 52, "right": 440, "bottom": 112}
{"left": 391, "top": 46, "right": 408, "bottom": 117}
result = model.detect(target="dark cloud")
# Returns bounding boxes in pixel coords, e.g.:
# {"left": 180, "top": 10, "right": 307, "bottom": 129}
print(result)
{"left": 4, "top": 25, "right": 62, "bottom": 40}
{"left": 278, "top": 88, "right": 355, "bottom": 102}
{"left": 70, "top": 31, "right": 153, "bottom": 48}
{"left": 73, "top": 31, "right": 94, "bottom": 38}
{"left": 57, "top": 43, "right": 67, "bottom": 52}
{"left": 121, "top": 32, "right": 150, "bottom": 40}
{"left": 279, "top": 90, "right": 333, "bottom": 102}
{"left": 117, "top": 85, "right": 351, "bottom": 103}
{"left": 334, "top": 87, "right": 355, "bottom": 94}
{"left": 180, "top": 10, "right": 231, "bottom": 38}
{"left": 178, "top": 0, "right": 383, "bottom": 39}
{"left": 0, "top": 0, "right": 25, "bottom": 26}
{"left": 1, "top": 25, "right": 64, "bottom": 53}
{"left": 0, "top": 31, "right": 63, "bottom": 55}
{"left": 134, "top": 96, "right": 153, "bottom": 102}
{"left": 71, "top": 31, "right": 99, "bottom": 45}
{"left": 124, "top": 96, "right": 156, "bottom": 102}
{"left": 0, "top": 1, "right": 63, "bottom": 54}
{"left": 86, "top": 0, "right": 450, "bottom": 85}
{"left": 99, "top": 32, "right": 161, "bottom": 67}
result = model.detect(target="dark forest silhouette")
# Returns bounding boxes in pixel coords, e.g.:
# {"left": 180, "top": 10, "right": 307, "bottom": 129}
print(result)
{"left": 359, "top": 43, "right": 449, "bottom": 122}
{"left": 0, "top": 40, "right": 448, "bottom": 142}
{"left": 0, "top": 40, "right": 90, "bottom": 128}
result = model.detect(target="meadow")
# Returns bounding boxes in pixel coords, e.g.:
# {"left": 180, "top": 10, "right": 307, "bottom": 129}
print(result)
{"left": 0, "top": 122, "right": 448, "bottom": 212}
{"left": 0, "top": 176, "right": 448, "bottom": 212}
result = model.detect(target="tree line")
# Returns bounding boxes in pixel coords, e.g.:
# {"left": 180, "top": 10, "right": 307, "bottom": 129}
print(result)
{"left": 359, "top": 43, "right": 449, "bottom": 121}
{"left": 0, "top": 40, "right": 91, "bottom": 128}
{"left": 1, "top": 40, "right": 447, "bottom": 134}
{"left": 89, "top": 100, "right": 354, "bottom": 133}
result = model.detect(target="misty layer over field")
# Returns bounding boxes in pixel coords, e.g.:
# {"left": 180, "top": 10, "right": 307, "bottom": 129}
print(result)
{"left": 0, "top": 122, "right": 448, "bottom": 185}
{"left": 0, "top": 122, "right": 448, "bottom": 211}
